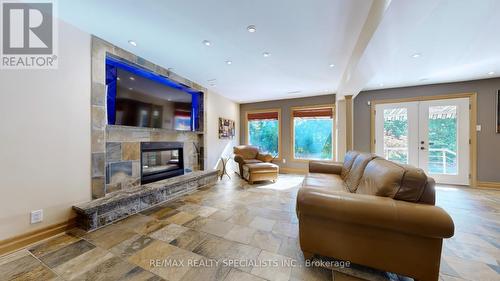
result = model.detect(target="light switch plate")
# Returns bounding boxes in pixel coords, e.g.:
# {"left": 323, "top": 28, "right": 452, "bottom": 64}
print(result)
{"left": 476, "top": 125, "right": 482, "bottom": 131}
{"left": 31, "top": 210, "right": 43, "bottom": 224}
{"left": 282, "top": 158, "right": 286, "bottom": 164}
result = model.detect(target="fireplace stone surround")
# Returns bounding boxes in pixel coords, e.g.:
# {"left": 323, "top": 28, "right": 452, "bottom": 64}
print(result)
{"left": 76, "top": 36, "right": 216, "bottom": 231}
{"left": 74, "top": 170, "right": 218, "bottom": 231}
{"left": 90, "top": 36, "right": 207, "bottom": 199}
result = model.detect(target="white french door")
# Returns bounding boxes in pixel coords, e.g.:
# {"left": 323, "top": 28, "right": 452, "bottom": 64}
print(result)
{"left": 375, "top": 98, "right": 470, "bottom": 185}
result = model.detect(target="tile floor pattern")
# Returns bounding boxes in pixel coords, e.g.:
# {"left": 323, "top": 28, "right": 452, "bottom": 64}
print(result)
{"left": 1, "top": 174, "right": 499, "bottom": 281}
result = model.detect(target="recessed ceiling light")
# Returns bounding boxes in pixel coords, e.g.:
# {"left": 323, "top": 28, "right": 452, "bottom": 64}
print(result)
{"left": 225, "top": 60, "right": 232, "bottom": 65}
{"left": 116, "top": 77, "right": 120, "bottom": 81}
{"left": 379, "top": 83, "right": 384, "bottom": 87}
{"left": 128, "top": 40, "right": 137, "bottom": 47}
{"left": 488, "top": 71, "right": 495, "bottom": 75}
{"left": 411, "top": 53, "right": 421, "bottom": 58}
{"left": 128, "top": 87, "right": 133, "bottom": 90}
{"left": 129, "top": 76, "right": 135, "bottom": 81}
{"left": 167, "top": 98, "right": 172, "bottom": 101}
{"left": 202, "top": 40, "right": 211, "bottom": 46}
{"left": 262, "top": 52, "right": 271, "bottom": 57}
{"left": 247, "top": 25, "right": 256, "bottom": 33}
{"left": 329, "top": 64, "right": 335, "bottom": 68}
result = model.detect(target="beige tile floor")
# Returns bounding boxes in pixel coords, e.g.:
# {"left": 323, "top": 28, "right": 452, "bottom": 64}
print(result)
{"left": 0, "top": 174, "right": 499, "bottom": 281}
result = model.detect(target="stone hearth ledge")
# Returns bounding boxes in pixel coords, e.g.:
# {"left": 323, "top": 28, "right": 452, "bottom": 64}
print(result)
{"left": 73, "top": 170, "right": 218, "bottom": 231}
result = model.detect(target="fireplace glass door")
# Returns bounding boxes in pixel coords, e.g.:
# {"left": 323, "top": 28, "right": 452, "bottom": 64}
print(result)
{"left": 142, "top": 149, "right": 181, "bottom": 176}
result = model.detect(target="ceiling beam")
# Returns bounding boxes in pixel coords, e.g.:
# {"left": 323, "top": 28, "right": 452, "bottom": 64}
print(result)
{"left": 336, "top": 0, "right": 392, "bottom": 99}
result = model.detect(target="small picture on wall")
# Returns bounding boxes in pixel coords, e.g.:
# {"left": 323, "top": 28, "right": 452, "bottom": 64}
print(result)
{"left": 219, "top": 117, "right": 235, "bottom": 139}
{"left": 497, "top": 90, "right": 500, "bottom": 133}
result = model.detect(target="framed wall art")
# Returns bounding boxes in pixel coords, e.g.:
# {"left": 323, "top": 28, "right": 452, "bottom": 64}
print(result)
{"left": 219, "top": 117, "right": 235, "bottom": 139}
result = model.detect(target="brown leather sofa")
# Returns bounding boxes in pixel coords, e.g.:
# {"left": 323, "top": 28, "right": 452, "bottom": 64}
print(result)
{"left": 296, "top": 151, "right": 454, "bottom": 281}
{"left": 233, "top": 145, "right": 278, "bottom": 184}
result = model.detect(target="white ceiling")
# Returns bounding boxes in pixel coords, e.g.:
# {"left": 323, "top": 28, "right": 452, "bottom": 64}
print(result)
{"left": 357, "top": 0, "right": 500, "bottom": 92}
{"left": 58, "top": 0, "right": 500, "bottom": 102}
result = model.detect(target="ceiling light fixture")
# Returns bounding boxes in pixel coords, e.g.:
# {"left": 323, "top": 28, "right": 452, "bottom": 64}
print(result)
{"left": 329, "top": 64, "right": 335, "bottom": 68}
{"left": 247, "top": 25, "right": 256, "bottom": 33}
{"left": 128, "top": 87, "right": 133, "bottom": 91}
{"left": 202, "top": 40, "right": 211, "bottom": 46}
{"left": 128, "top": 40, "right": 137, "bottom": 47}
{"left": 262, "top": 52, "right": 271, "bottom": 57}
{"left": 488, "top": 71, "right": 495, "bottom": 75}
{"left": 129, "top": 76, "right": 135, "bottom": 81}
{"left": 411, "top": 53, "right": 421, "bottom": 58}
{"left": 225, "top": 60, "right": 232, "bottom": 65}
{"left": 117, "top": 77, "right": 120, "bottom": 81}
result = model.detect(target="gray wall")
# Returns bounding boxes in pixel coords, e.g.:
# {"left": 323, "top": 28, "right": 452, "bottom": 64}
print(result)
{"left": 240, "top": 94, "right": 335, "bottom": 171}
{"left": 353, "top": 78, "right": 500, "bottom": 182}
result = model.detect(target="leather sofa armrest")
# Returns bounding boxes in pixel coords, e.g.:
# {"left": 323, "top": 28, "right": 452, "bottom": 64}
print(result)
{"left": 234, "top": 154, "right": 245, "bottom": 164}
{"left": 308, "top": 161, "right": 343, "bottom": 174}
{"left": 256, "top": 153, "right": 273, "bottom": 162}
{"left": 297, "top": 188, "right": 454, "bottom": 239}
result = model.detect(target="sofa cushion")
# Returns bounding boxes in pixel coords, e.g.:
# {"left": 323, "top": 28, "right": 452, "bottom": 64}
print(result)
{"left": 234, "top": 145, "right": 259, "bottom": 159}
{"left": 356, "top": 158, "right": 429, "bottom": 203}
{"left": 244, "top": 162, "right": 279, "bottom": 173}
{"left": 243, "top": 159, "right": 262, "bottom": 165}
{"left": 341, "top": 151, "right": 360, "bottom": 180}
{"left": 303, "top": 173, "right": 347, "bottom": 192}
{"left": 345, "top": 153, "right": 378, "bottom": 192}
{"left": 395, "top": 164, "right": 429, "bottom": 203}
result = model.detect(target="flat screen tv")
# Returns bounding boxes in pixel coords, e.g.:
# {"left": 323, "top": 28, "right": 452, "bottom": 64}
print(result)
{"left": 105, "top": 56, "right": 203, "bottom": 131}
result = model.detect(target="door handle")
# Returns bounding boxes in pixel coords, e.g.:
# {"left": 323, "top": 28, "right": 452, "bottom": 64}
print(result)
{"left": 420, "top": 147, "right": 425, "bottom": 150}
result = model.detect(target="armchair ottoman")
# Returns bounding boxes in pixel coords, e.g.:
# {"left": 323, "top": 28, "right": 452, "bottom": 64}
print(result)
{"left": 233, "top": 145, "right": 279, "bottom": 184}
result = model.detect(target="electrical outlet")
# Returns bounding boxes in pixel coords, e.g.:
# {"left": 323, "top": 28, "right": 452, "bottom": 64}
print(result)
{"left": 282, "top": 158, "right": 286, "bottom": 164}
{"left": 476, "top": 125, "right": 482, "bottom": 132}
{"left": 31, "top": 210, "right": 43, "bottom": 224}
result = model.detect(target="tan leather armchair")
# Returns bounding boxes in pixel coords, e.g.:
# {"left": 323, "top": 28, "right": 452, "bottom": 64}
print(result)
{"left": 233, "top": 145, "right": 273, "bottom": 176}
{"left": 296, "top": 151, "right": 454, "bottom": 281}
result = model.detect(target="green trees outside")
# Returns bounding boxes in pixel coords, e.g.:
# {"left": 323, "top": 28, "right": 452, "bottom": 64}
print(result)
{"left": 294, "top": 118, "right": 333, "bottom": 160}
{"left": 248, "top": 118, "right": 333, "bottom": 160}
{"left": 383, "top": 118, "right": 409, "bottom": 163}
{"left": 248, "top": 120, "right": 279, "bottom": 155}
{"left": 428, "top": 117, "right": 457, "bottom": 174}
{"left": 383, "top": 116, "right": 457, "bottom": 173}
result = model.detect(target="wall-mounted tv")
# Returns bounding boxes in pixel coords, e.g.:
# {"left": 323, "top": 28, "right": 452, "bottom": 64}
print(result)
{"left": 105, "top": 55, "right": 203, "bottom": 131}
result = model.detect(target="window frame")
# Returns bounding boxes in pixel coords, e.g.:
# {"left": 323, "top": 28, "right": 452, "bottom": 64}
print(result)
{"left": 290, "top": 104, "right": 335, "bottom": 162}
{"left": 245, "top": 108, "right": 282, "bottom": 160}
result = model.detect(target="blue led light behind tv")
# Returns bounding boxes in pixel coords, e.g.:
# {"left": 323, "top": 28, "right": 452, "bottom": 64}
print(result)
{"left": 105, "top": 55, "right": 203, "bottom": 131}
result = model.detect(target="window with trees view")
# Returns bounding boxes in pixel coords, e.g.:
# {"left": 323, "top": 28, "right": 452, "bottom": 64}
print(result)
{"left": 247, "top": 110, "right": 280, "bottom": 156}
{"left": 292, "top": 107, "right": 334, "bottom": 160}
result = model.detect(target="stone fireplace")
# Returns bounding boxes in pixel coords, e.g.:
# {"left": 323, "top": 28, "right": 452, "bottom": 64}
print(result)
{"left": 141, "top": 142, "right": 184, "bottom": 184}
{"left": 90, "top": 36, "right": 207, "bottom": 199}
{"left": 75, "top": 36, "right": 217, "bottom": 231}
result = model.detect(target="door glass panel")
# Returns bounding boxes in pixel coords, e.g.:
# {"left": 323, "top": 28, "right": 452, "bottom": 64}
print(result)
{"left": 428, "top": 105, "right": 458, "bottom": 175}
{"left": 383, "top": 108, "right": 409, "bottom": 164}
